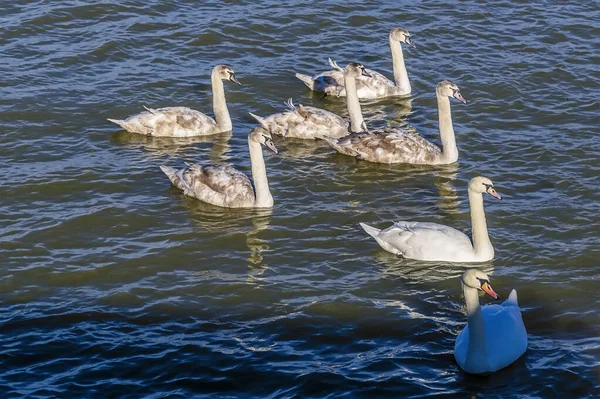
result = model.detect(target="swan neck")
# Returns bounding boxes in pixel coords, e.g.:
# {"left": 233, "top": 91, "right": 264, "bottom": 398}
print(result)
{"left": 248, "top": 138, "right": 273, "bottom": 208}
{"left": 344, "top": 73, "right": 365, "bottom": 132}
{"left": 468, "top": 189, "right": 493, "bottom": 258}
{"left": 437, "top": 93, "right": 458, "bottom": 163}
{"left": 463, "top": 283, "right": 489, "bottom": 369}
{"left": 212, "top": 72, "right": 232, "bottom": 131}
{"left": 389, "top": 35, "right": 411, "bottom": 94}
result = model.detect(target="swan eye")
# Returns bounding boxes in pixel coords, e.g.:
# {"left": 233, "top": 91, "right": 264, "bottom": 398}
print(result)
{"left": 482, "top": 183, "right": 493, "bottom": 190}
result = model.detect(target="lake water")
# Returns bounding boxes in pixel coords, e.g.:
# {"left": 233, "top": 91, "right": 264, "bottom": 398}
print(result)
{"left": 0, "top": 1, "right": 598, "bottom": 397}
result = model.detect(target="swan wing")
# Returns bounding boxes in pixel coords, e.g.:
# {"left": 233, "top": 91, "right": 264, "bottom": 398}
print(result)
{"left": 260, "top": 107, "right": 349, "bottom": 140}
{"left": 351, "top": 69, "right": 397, "bottom": 99}
{"left": 311, "top": 70, "right": 345, "bottom": 94}
{"left": 377, "top": 221, "right": 474, "bottom": 261}
{"left": 323, "top": 69, "right": 399, "bottom": 99}
{"left": 326, "top": 130, "right": 443, "bottom": 164}
{"left": 174, "top": 163, "right": 255, "bottom": 208}
{"left": 121, "top": 107, "right": 218, "bottom": 137}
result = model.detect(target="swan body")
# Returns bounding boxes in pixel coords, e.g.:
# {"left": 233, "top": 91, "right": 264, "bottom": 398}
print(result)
{"left": 249, "top": 99, "right": 350, "bottom": 140}
{"left": 250, "top": 63, "right": 372, "bottom": 140}
{"left": 108, "top": 64, "right": 240, "bottom": 137}
{"left": 160, "top": 128, "right": 277, "bottom": 208}
{"left": 454, "top": 269, "right": 527, "bottom": 374}
{"left": 295, "top": 28, "right": 414, "bottom": 99}
{"left": 360, "top": 177, "right": 501, "bottom": 262}
{"left": 325, "top": 80, "right": 467, "bottom": 165}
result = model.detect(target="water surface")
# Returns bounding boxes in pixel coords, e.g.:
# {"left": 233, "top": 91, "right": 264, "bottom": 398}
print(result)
{"left": 0, "top": 1, "right": 599, "bottom": 397}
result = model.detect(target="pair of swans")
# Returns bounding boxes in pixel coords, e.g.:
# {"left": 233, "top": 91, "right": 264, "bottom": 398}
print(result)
{"left": 455, "top": 269, "right": 527, "bottom": 375}
{"left": 108, "top": 64, "right": 278, "bottom": 209}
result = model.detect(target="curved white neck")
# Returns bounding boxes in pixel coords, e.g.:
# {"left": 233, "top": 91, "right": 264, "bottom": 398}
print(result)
{"left": 463, "top": 283, "right": 490, "bottom": 372}
{"left": 389, "top": 35, "right": 411, "bottom": 94}
{"left": 344, "top": 72, "right": 366, "bottom": 132}
{"left": 211, "top": 72, "right": 232, "bottom": 131}
{"left": 468, "top": 190, "right": 494, "bottom": 259}
{"left": 436, "top": 92, "right": 458, "bottom": 163}
{"left": 248, "top": 139, "right": 273, "bottom": 208}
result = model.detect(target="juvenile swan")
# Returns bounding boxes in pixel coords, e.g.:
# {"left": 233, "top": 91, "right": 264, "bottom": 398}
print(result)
{"left": 325, "top": 80, "right": 466, "bottom": 164}
{"left": 250, "top": 63, "right": 371, "bottom": 140}
{"left": 160, "top": 128, "right": 277, "bottom": 208}
{"left": 295, "top": 28, "right": 415, "bottom": 99}
{"left": 360, "top": 177, "right": 501, "bottom": 262}
{"left": 108, "top": 65, "right": 241, "bottom": 137}
{"left": 454, "top": 269, "right": 527, "bottom": 375}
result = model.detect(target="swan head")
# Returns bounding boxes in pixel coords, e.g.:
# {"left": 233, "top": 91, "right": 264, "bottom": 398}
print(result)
{"left": 213, "top": 64, "right": 241, "bottom": 85}
{"left": 461, "top": 269, "right": 499, "bottom": 299}
{"left": 468, "top": 176, "right": 502, "bottom": 200}
{"left": 249, "top": 128, "right": 278, "bottom": 154}
{"left": 390, "top": 27, "right": 415, "bottom": 48}
{"left": 344, "top": 63, "right": 372, "bottom": 79}
{"left": 437, "top": 80, "right": 467, "bottom": 104}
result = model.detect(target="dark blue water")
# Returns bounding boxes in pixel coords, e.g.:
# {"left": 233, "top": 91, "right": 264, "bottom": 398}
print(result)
{"left": 0, "top": 1, "right": 598, "bottom": 397}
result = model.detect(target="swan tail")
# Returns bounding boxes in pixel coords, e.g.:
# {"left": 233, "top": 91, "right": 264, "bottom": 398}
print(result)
{"left": 328, "top": 57, "right": 344, "bottom": 71}
{"left": 359, "top": 222, "right": 381, "bottom": 239}
{"left": 107, "top": 118, "right": 129, "bottom": 130}
{"left": 143, "top": 105, "right": 157, "bottom": 114}
{"left": 324, "top": 136, "right": 359, "bottom": 157}
{"left": 503, "top": 289, "right": 519, "bottom": 307}
{"left": 295, "top": 73, "right": 315, "bottom": 90}
{"left": 160, "top": 165, "right": 191, "bottom": 194}
{"left": 160, "top": 165, "right": 178, "bottom": 183}
{"left": 248, "top": 112, "right": 270, "bottom": 130}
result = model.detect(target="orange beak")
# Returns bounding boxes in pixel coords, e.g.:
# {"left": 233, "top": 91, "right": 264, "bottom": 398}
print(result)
{"left": 481, "top": 282, "right": 499, "bottom": 299}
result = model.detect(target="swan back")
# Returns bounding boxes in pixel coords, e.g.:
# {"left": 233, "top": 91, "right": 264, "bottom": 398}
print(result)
{"left": 250, "top": 99, "right": 349, "bottom": 140}
{"left": 160, "top": 164, "right": 255, "bottom": 208}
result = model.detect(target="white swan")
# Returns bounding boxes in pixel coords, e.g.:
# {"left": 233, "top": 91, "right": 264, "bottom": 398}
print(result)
{"left": 249, "top": 63, "right": 371, "bottom": 140}
{"left": 324, "top": 80, "right": 466, "bottom": 164}
{"left": 160, "top": 128, "right": 277, "bottom": 208}
{"left": 295, "top": 27, "right": 415, "bottom": 99}
{"left": 360, "top": 177, "right": 501, "bottom": 262}
{"left": 454, "top": 269, "right": 527, "bottom": 374}
{"left": 108, "top": 64, "right": 241, "bottom": 137}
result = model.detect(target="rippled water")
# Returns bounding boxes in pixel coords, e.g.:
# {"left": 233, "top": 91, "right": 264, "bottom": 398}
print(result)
{"left": 1, "top": 1, "right": 599, "bottom": 397}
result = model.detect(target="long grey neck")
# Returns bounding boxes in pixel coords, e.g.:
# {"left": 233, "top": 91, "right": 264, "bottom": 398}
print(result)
{"left": 463, "top": 283, "right": 489, "bottom": 371}
{"left": 468, "top": 190, "right": 494, "bottom": 259}
{"left": 248, "top": 139, "right": 273, "bottom": 208}
{"left": 344, "top": 73, "right": 366, "bottom": 132}
{"left": 390, "top": 35, "right": 411, "bottom": 94}
{"left": 211, "top": 73, "right": 232, "bottom": 131}
{"left": 437, "top": 92, "right": 458, "bottom": 163}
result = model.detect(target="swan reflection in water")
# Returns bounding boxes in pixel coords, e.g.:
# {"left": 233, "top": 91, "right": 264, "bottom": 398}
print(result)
{"left": 178, "top": 196, "right": 273, "bottom": 284}
{"left": 432, "top": 163, "right": 460, "bottom": 214}
{"left": 110, "top": 130, "right": 233, "bottom": 163}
